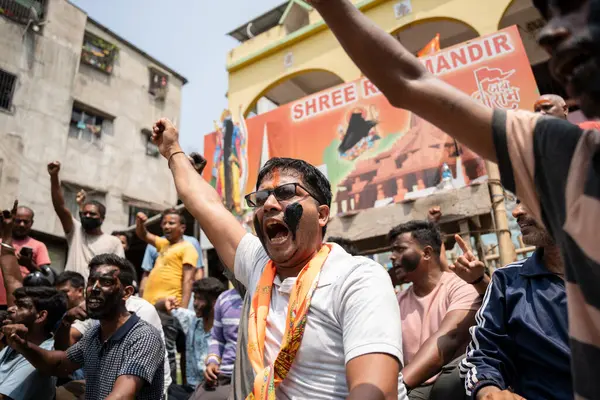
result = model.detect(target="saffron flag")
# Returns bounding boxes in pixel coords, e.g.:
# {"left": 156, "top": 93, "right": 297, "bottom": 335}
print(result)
{"left": 474, "top": 66, "right": 515, "bottom": 84}
{"left": 417, "top": 34, "right": 440, "bottom": 57}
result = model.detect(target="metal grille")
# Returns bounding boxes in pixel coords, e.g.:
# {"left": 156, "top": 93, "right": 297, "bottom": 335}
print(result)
{"left": 0, "top": 0, "right": 46, "bottom": 25}
{"left": 0, "top": 69, "right": 16, "bottom": 111}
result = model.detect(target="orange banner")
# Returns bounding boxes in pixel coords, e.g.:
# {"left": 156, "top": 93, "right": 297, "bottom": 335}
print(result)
{"left": 204, "top": 26, "right": 539, "bottom": 216}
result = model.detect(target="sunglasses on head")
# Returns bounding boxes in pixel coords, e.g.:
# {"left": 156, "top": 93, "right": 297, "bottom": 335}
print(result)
{"left": 245, "top": 182, "right": 321, "bottom": 208}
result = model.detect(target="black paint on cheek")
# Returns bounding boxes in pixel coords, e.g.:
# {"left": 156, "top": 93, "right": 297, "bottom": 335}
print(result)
{"left": 401, "top": 251, "right": 421, "bottom": 272}
{"left": 253, "top": 215, "right": 266, "bottom": 246}
{"left": 284, "top": 203, "right": 303, "bottom": 240}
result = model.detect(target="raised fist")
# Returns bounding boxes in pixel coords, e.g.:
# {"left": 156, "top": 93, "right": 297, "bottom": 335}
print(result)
{"left": 428, "top": 206, "right": 442, "bottom": 224}
{"left": 151, "top": 118, "right": 182, "bottom": 159}
{"left": 76, "top": 190, "right": 87, "bottom": 207}
{"left": 136, "top": 212, "right": 148, "bottom": 225}
{"left": 2, "top": 323, "right": 29, "bottom": 351}
{"left": 0, "top": 200, "right": 18, "bottom": 243}
{"left": 47, "top": 161, "right": 61, "bottom": 176}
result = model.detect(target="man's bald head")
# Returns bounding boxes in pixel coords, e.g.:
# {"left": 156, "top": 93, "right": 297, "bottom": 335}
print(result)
{"left": 534, "top": 94, "right": 568, "bottom": 119}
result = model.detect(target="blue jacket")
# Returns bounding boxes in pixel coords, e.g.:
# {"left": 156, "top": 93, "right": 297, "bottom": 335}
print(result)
{"left": 460, "top": 250, "right": 571, "bottom": 399}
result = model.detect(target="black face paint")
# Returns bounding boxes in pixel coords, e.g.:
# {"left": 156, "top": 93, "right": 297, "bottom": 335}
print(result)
{"left": 283, "top": 203, "right": 303, "bottom": 240}
{"left": 400, "top": 249, "right": 421, "bottom": 273}
{"left": 253, "top": 215, "right": 266, "bottom": 247}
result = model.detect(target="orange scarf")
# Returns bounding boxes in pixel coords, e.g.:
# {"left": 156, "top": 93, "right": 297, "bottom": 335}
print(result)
{"left": 246, "top": 244, "right": 332, "bottom": 400}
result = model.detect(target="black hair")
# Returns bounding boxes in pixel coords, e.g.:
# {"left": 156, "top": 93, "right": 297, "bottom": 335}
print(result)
{"left": 327, "top": 236, "right": 359, "bottom": 256}
{"left": 23, "top": 271, "right": 53, "bottom": 287}
{"left": 55, "top": 271, "right": 85, "bottom": 289}
{"left": 532, "top": 0, "right": 548, "bottom": 19}
{"left": 192, "top": 277, "right": 226, "bottom": 303}
{"left": 162, "top": 208, "right": 186, "bottom": 226}
{"left": 256, "top": 157, "right": 332, "bottom": 236}
{"left": 13, "top": 286, "right": 67, "bottom": 334}
{"left": 83, "top": 200, "right": 106, "bottom": 219}
{"left": 16, "top": 206, "right": 34, "bottom": 219}
{"left": 88, "top": 253, "right": 137, "bottom": 288}
{"left": 388, "top": 220, "right": 442, "bottom": 256}
{"left": 111, "top": 231, "right": 131, "bottom": 245}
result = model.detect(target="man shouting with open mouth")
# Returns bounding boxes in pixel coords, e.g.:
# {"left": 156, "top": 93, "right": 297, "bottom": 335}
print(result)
{"left": 151, "top": 118, "right": 403, "bottom": 400}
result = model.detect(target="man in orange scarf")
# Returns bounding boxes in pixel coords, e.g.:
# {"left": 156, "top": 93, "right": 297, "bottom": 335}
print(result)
{"left": 151, "top": 119, "right": 403, "bottom": 400}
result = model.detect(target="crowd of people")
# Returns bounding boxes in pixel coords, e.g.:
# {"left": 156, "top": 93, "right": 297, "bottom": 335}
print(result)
{"left": 1, "top": 0, "right": 600, "bottom": 398}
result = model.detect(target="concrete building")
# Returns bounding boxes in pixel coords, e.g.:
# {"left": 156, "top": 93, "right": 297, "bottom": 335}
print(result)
{"left": 0, "top": 0, "right": 187, "bottom": 270}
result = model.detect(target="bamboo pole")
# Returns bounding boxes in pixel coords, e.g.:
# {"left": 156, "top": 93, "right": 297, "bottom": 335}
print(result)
{"left": 486, "top": 161, "right": 516, "bottom": 267}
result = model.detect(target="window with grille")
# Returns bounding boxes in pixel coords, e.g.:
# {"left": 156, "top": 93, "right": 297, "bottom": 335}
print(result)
{"left": 61, "top": 183, "right": 106, "bottom": 220}
{"left": 0, "top": 69, "right": 16, "bottom": 111}
{"left": 149, "top": 68, "right": 168, "bottom": 99}
{"left": 68, "top": 104, "right": 112, "bottom": 142}
{"left": 142, "top": 129, "right": 160, "bottom": 157}
{"left": 0, "top": 0, "right": 46, "bottom": 25}
{"left": 81, "top": 32, "right": 118, "bottom": 74}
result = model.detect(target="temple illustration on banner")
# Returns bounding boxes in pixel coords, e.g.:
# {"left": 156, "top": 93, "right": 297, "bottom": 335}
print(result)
{"left": 337, "top": 106, "right": 381, "bottom": 161}
{"left": 211, "top": 109, "right": 248, "bottom": 215}
{"left": 334, "top": 114, "right": 486, "bottom": 213}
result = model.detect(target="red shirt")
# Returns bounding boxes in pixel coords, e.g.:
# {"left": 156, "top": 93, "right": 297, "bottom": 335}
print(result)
{"left": 0, "top": 236, "right": 51, "bottom": 306}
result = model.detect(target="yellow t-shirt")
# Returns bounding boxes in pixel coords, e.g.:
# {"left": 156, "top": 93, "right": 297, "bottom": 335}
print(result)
{"left": 143, "top": 237, "right": 199, "bottom": 305}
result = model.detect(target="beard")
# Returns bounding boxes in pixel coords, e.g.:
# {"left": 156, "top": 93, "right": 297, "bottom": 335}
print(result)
{"left": 570, "top": 58, "right": 600, "bottom": 118}
{"left": 86, "top": 289, "right": 123, "bottom": 319}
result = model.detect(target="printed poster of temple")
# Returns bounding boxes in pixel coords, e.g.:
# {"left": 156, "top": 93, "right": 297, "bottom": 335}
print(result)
{"left": 328, "top": 113, "right": 487, "bottom": 215}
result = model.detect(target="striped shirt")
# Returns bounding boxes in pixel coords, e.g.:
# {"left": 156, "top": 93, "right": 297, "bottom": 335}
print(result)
{"left": 207, "top": 289, "right": 243, "bottom": 377}
{"left": 491, "top": 109, "right": 600, "bottom": 399}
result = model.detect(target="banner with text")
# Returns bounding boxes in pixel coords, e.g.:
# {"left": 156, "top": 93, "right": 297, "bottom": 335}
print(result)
{"left": 203, "top": 26, "right": 539, "bottom": 216}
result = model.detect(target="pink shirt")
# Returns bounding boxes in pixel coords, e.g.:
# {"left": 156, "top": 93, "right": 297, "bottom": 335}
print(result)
{"left": 398, "top": 271, "right": 481, "bottom": 382}
{"left": 0, "top": 236, "right": 51, "bottom": 305}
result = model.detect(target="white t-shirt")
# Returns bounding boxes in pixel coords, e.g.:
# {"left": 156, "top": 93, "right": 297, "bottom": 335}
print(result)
{"left": 65, "top": 217, "right": 124, "bottom": 282}
{"left": 235, "top": 234, "right": 403, "bottom": 400}
{"left": 72, "top": 296, "right": 172, "bottom": 390}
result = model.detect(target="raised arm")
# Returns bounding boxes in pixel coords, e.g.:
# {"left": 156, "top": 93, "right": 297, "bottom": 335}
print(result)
{"left": 135, "top": 213, "right": 158, "bottom": 247}
{"left": 47, "top": 161, "right": 74, "bottom": 235}
{"left": 181, "top": 265, "right": 195, "bottom": 308}
{"left": 0, "top": 201, "right": 23, "bottom": 307}
{"left": 151, "top": 119, "right": 247, "bottom": 272}
{"left": 2, "top": 324, "right": 80, "bottom": 377}
{"left": 311, "top": 0, "right": 496, "bottom": 161}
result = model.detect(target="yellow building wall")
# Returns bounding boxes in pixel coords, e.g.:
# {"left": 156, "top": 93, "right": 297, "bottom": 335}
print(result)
{"left": 227, "top": 0, "right": 516, "bottom": 118}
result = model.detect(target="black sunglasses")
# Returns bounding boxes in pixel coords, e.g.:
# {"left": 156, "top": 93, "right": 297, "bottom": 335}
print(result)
{"left": 245, "top": 183, "right": 321, "bottom": 208}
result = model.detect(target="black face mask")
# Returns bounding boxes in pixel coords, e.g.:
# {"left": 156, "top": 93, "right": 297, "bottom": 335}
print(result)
{"left": 80, "top": 214, "right": 102, "bottom": 231}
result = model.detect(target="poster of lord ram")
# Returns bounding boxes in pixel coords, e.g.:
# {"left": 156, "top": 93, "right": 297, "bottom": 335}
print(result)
{"left": 203, "top": 26, "right": 540, "bottom": 216}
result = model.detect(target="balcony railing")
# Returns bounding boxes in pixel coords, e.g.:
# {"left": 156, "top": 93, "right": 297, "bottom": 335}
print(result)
{"left": 0, "top": 0, "right": 45, "bottom": 25}
{"left": 81, "top": 32, "right": 118, "bottom": 74}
